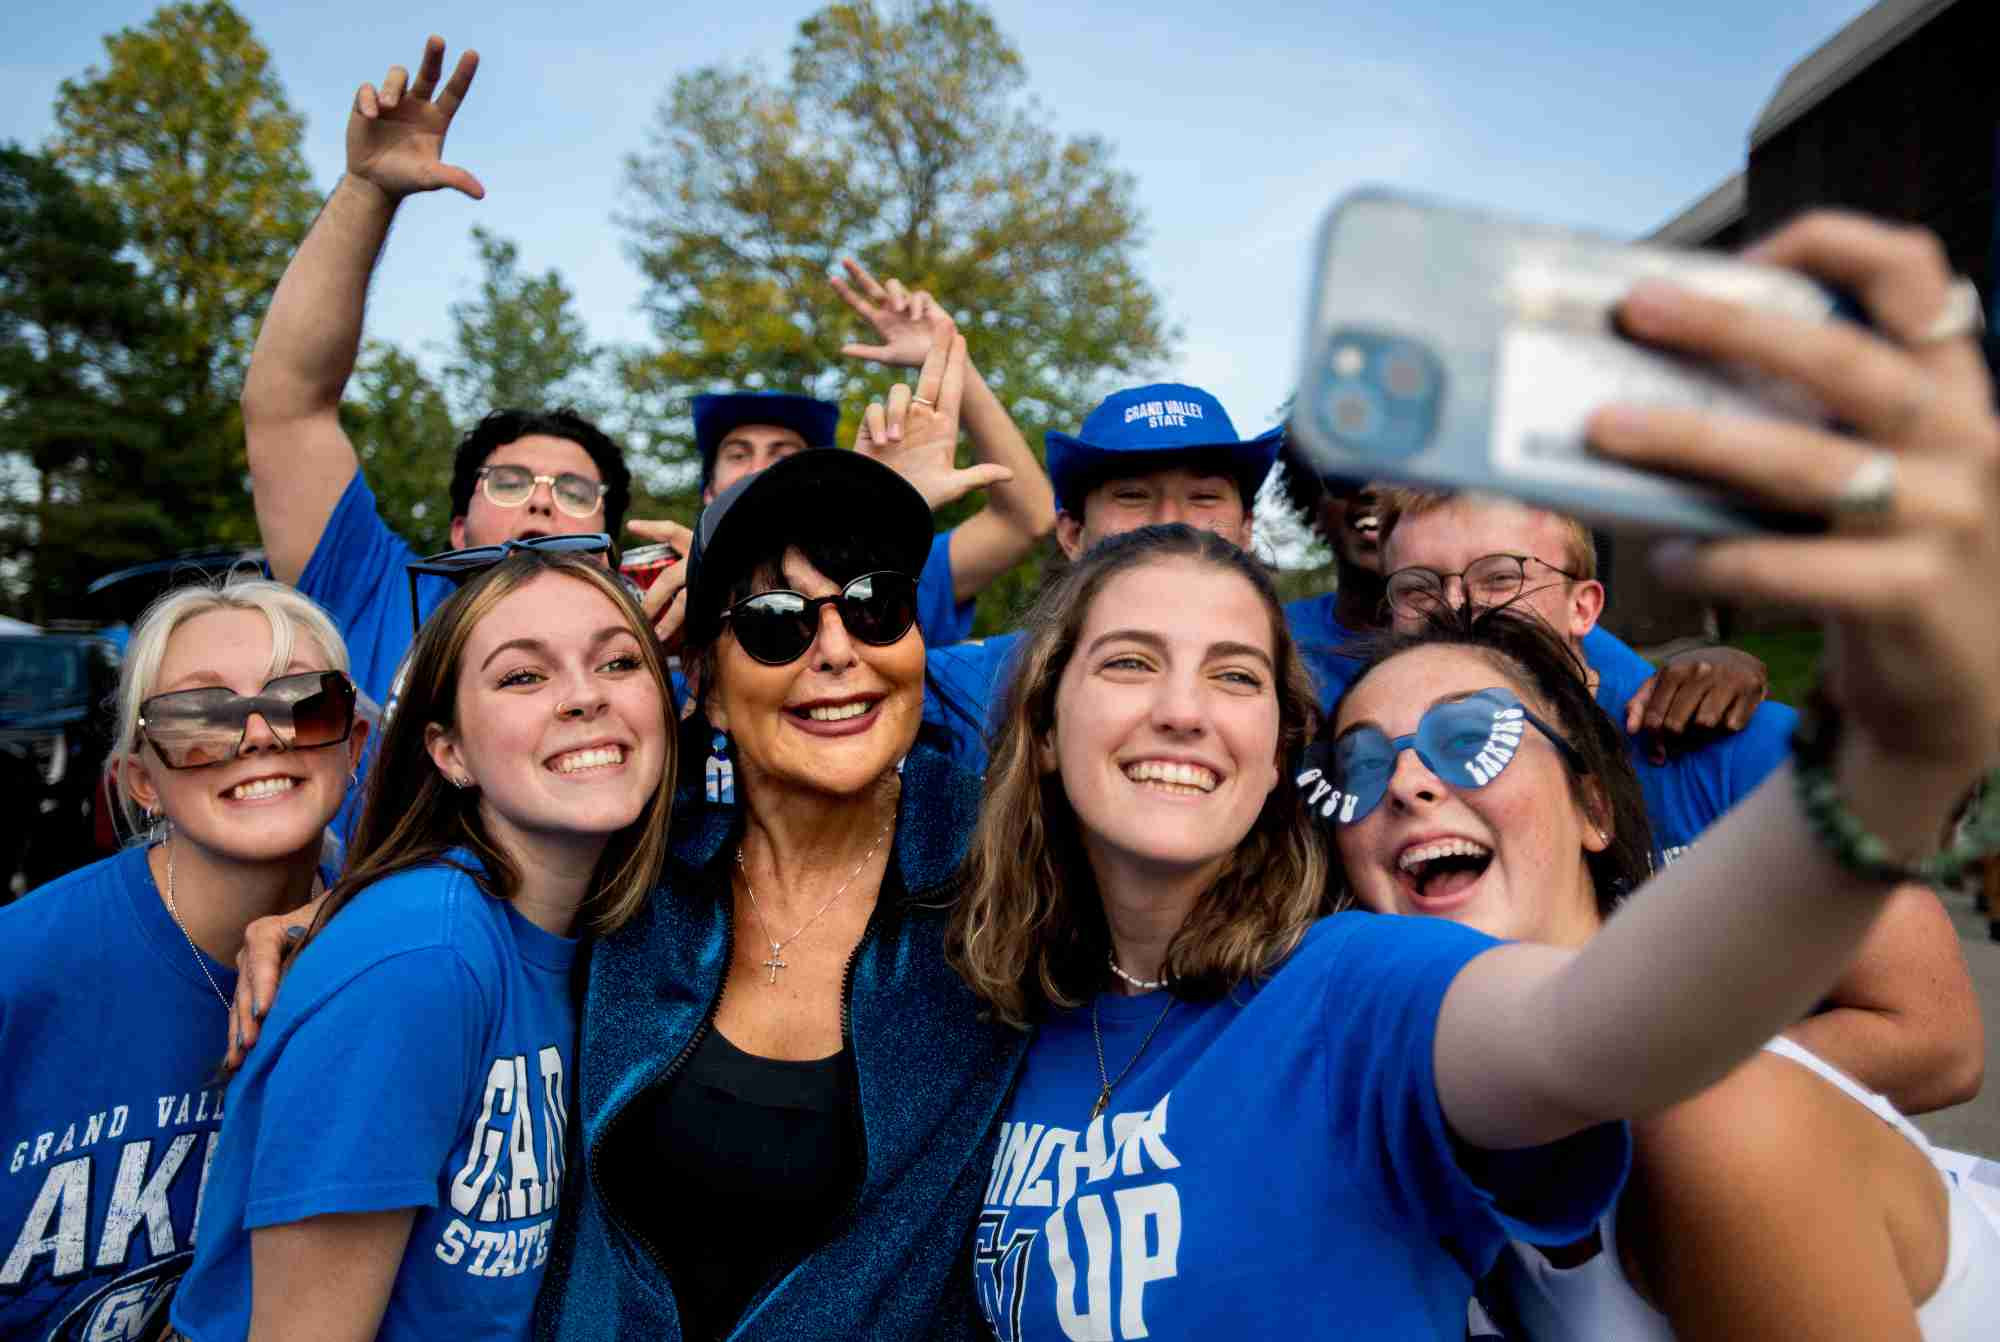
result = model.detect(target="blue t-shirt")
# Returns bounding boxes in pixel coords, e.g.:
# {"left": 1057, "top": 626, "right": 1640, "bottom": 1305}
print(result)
{"left": 925, "top": 631, "right": 1023, "bottom": 772}
{"left": 1590, "top": 641, "right": 1795, "bottom": 865}
{"left": 0, "top": 845, "right": 236, "bottom": 1342}
{"left": 976, "top": 914, "right": 1629, "bottom": 1341}
{"left": 171, "top": 857, "right": 579, "bottom": 1342}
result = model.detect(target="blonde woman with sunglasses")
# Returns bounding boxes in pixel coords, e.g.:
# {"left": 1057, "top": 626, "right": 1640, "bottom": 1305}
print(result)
{"left": 0, "top": 577, "right": 364, "bottom": 1342}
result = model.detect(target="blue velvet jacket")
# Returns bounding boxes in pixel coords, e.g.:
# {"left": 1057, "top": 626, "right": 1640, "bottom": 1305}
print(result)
{"left": 534, "top": 744, "right": 1027, "bottom": 1340}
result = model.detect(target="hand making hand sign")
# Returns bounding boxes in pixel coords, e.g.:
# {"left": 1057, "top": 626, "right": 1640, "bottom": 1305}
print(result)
{"left": 346, "top": 35, "right": 484, "bottom": 203}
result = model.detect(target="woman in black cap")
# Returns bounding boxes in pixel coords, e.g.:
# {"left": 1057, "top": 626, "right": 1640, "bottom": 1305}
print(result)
{"left": 536, "top": 335, "right": 1027, "bottom": 1341}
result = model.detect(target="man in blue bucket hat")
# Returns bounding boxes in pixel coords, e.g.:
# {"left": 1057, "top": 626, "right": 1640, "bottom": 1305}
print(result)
{"left": 927, "top": 382, "right": 1282, "bottom": 771}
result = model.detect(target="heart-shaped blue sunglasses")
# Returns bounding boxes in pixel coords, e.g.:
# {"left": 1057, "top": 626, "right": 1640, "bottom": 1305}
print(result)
{"left": 1297, "top": 687, "right": 1585, "bottom": 824}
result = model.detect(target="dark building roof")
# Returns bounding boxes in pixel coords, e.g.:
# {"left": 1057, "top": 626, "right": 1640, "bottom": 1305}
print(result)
{"left": 1650, "top": 172, "right": 1746, "bottom": 246}
{"left": 1750, "top": 0, "right": 1959, "bottom": 148}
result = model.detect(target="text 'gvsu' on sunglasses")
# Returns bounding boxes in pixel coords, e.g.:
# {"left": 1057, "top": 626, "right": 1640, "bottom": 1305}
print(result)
{"left": 404, "top": 534, "right": 613, "bottom": 630}
{"left": 1296, "top": 687, "right": 1585, "bottom": 824}
{"left": 720, "top": 571, "right": 919, "bottom": 666}
{"left": 138, "top": 671, "right": 358, "bottom": 770}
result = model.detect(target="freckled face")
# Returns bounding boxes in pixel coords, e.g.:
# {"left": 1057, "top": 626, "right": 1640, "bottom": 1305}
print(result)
{"left": 1332, "top": 644, "right": 1604, "bottom": 947}
{"left": 1048, "top": 558, "right": 1283, "bottom": 890}
{"left": 1382, "top": 499, "right": 1596, "bottom": 643}
{"left": 430, "top": 573, "right": 668, "bottom": 846}
{"left": 125, "top": 609, "right": 360, "bottom": 863}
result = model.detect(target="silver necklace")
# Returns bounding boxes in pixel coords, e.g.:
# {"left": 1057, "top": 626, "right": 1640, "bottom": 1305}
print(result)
{"left": 161, "top": 839, "right": 231, "bottom": 1012}
{"left": 736, "top": 818, "right": 892, "bottom": 984}
{"left": 1090, "top": 995, "right": 1174, "bottom": 1122}
{"left": 1107, "top": 952, "right": 1167, "bottom": 991}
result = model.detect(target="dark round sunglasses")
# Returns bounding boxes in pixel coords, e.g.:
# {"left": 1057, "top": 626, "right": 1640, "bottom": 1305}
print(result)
{"left": 720, "top": 571, "right": 919, "bottom": 666}
{"left": 1297, "top": 687, "right": 1584, "bottom": 824}
{"left": 137, "top": 670, "right": 358, "bottom": 770}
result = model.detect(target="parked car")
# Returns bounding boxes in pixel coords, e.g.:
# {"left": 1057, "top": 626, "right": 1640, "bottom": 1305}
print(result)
{"left": 1, "top": 632, "right": 122, "bottom": 900}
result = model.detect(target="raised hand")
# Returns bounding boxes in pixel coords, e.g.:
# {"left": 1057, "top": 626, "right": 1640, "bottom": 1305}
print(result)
{"left": 832, "top": 259, "right": 956, "bottom": 368}
{"left": 855, "top": 334, "right": 1012, "bottom": 512}
{"left": 347, "top": 35, "right": 484, "bottom": 202}
{"left": 1590, "top": 214, "right": 2000, "bottom": 843}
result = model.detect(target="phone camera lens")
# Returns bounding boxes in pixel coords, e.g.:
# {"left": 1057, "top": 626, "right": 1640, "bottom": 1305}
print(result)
{"left": 1382, "top": 349, "right": 1430, "bottom": 399}
{"left": 1323, "top": 381, "right": 1383, "bottom": 440}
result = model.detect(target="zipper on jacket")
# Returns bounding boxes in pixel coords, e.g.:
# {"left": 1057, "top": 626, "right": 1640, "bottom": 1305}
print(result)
{"left": 586, "top": 893, "right": 730, "bottom": 1298}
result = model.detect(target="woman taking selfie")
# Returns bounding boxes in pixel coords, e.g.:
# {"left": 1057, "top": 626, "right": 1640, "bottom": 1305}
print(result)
{"left": 536, "top": 335, "right": 1026, "bottom": 1341}
{"left": 0, "top": 578, "right": 361, "bottom": 1342}
{"left": 1338, "top": 605, "right": 2000, "bottom": 1340}
{"left": 948, "top": 213, "right": 2000, "bottom": 1338}
{"left": 170, "top": 547, "right": 674, "bottom": 1341}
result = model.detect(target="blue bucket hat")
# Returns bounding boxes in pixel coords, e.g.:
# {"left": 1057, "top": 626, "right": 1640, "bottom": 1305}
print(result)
{"left": 692, "top": 392, "right": 841, "bottom": 488}
{"left": 1044, "top": 383, "right": 1280, "bottom": 514}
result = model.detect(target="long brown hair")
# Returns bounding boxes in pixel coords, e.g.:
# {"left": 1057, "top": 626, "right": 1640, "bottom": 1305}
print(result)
{"left": 948, "top": 525, "right": 1333, "bottom": 1029}
{"left": 311, "top": 553, "right": 676, "bottom": 942}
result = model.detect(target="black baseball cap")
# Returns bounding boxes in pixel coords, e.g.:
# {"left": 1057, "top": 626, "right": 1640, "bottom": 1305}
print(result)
{"left": 683, "top": 449, "right": 934, "bottom": 647}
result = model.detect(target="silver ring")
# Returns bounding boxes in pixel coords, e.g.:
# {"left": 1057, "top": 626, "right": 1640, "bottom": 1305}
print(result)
{"left": 1909, "top": 277, "right": 1986, "bottom": 347}
{"left": 911, "top": 396, "right": 936, "bottom": 408}
{"left": 1832, "top": 448, "right": 1897, "bottom": 518}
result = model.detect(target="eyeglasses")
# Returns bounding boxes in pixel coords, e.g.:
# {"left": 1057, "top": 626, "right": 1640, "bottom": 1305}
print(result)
{"left": 405, "top": 533, "right": 613, "bottom": 630}
{"left": 1299, "top": 687, "right": 1584, "bottom": 825}
{"left": 720, "top": 571, "right": 919, "bottom": 666}
{"left": 138, "top": 671, "right": 358, "bottom": 770}
{"left": 476, "top": 465, "right": 608, "bottom": 519}
{"left": 1383, "top": 553, "right": 1582, "bottom": 621}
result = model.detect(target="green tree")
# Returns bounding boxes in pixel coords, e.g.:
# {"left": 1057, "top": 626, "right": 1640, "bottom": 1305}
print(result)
{"left": 445, "top": 226, "right": 606, "bottom": 422}
{"left": 621, "top": 0, "right": 1173, "bottom": 622}
{"left": 338, "top": 341, "right": 458, "bottom": 556}
{"left": 49, "top": 0, "right": 319, "bottom": 550}
{"left": 0, "top": 145, "right": 185, "bottom": 620}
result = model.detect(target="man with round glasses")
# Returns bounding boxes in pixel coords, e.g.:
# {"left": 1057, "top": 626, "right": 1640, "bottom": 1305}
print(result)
{"left": 1379, "top": 489, "right": 1981, "bottom": 1117}
{"left": 241, "top": 39, "right": 629, "bottom": 722}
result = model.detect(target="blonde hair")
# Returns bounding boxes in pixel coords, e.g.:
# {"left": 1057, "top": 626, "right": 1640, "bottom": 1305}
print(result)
{"left": 112, "top": 576, "right": 350, "bottom": 839}
{"left": 314, "top": 552, "right": 675, "bottom": 941}
{"left": 947, "top": 525, "right": 1334, "bottom": 1029}
{"left": 1385, "top": 489, "right": 1598, "bottom": 580}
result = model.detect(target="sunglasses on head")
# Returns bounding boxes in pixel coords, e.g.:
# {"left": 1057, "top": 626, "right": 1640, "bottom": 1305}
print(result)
{"left": 405, "top": 533, "right": 613, "bottom": 630}
{"left": 1297, "top": 687, "right": 1585, "bottom": 825}
{"left": 138, "top": 671, "right": 358, "bottom": 770}
{"left": 720, "top": 571, "right": 918, "bottom": 666}
{"left": 476, "top": 464, "right": 608, "bottom": 518}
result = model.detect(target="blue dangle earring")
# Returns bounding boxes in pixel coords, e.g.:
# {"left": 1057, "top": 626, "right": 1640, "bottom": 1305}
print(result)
{"left": 705, "top": 730, "right": 736, "bottom": 805}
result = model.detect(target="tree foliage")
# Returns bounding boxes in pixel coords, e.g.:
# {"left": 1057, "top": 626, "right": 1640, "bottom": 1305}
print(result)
{"left": 446, "top": 227, "right": 606, "bottom": 423}
{"left": 339, "top": 341, "right": 458, "bottom": 556}
{"left": 0, "top": 145, "right": 187, "bottom": 620}
{"left": 51, "top": 1, "right": 318, "bottom": 407}
{"left": 620, "top": 0, "right": 1172, "bottom": 515}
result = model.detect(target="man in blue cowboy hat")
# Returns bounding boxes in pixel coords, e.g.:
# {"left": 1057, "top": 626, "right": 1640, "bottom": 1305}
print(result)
{"left": 926, "top": 381, "right": 1283, "bottom": 769}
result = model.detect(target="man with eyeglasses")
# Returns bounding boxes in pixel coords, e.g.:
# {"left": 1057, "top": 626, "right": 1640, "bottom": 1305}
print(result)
{"left": 1379, "top": 489, "right": 1982, "bottom": 1117}
{"left": 241, "top": 39, "right": 630, "bottom": 724}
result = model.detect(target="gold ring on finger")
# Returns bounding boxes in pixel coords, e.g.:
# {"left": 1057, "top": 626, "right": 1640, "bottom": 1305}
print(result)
{"left": 912, "top": 396, "right": 936, "bottom": 408}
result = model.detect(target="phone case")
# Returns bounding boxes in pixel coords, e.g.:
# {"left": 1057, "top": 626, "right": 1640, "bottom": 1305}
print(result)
{"left": 1293, "top": 189, "right": 1839, "bottom": 535}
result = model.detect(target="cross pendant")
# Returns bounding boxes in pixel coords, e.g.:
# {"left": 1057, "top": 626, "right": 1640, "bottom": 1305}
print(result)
{"left": 1090, "top": 1086, "right": 1111, "bottom": 1122}
{"left": 762, "top": 945, "right": 788, "bottom": 984}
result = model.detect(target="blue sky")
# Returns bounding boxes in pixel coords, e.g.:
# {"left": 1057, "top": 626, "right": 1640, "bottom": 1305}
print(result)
{"left": 7, "top": 0, "right": 1877, "bottom": 442}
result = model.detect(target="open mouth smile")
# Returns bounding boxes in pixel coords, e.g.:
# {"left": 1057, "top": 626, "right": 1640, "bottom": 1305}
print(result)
{"left": 785, "top": 696, "right": 884, "bottom": 735}
{"left": 1122, "top": 759, "right": 1220, "bottom": 796}
{"left": 1394, "top": 836, "right": 1494, "bottom": 905}
{"left": 547, "top": 743, "right": 626, "bottom": 775}
{"left": 223, "top": 775, "right": 304, "bottom": 802}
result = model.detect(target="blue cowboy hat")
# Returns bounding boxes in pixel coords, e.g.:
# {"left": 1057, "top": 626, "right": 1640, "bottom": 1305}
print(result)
{"left": 1045, "top": 383, "right": 1280, "bottom": 514}
{"left": 692, "top": 392, "right": 841, "bottom": 488}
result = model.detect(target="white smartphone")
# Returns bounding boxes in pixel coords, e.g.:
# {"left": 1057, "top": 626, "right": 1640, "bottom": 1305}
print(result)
{"left": 1293, "top": 188, "right": 1847, "bottom": 535}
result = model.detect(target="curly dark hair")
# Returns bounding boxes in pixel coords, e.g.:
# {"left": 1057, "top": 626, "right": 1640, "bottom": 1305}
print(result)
{"left": 448, "top": 408, "right": 632, "bottom": 537}
{"left": 1328, "top": 602, "right": 1655, "bottom": 917}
